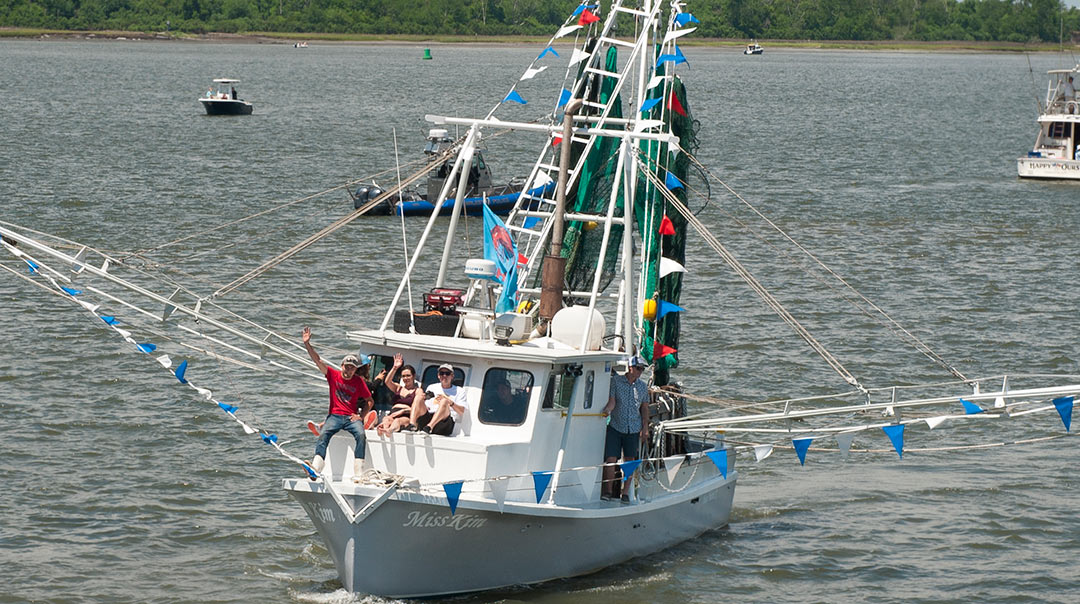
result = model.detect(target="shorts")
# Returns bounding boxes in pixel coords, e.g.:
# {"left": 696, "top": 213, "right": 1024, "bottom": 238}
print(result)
{"left": 416, "top": 411, "right": 454, "bottom": 436}
{"left": 604, "top": 425, "right": 639, "bottom": 460}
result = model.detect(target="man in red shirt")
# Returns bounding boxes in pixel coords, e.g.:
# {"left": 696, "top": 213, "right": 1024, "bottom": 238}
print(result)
{"left": 303, "top": 326, "right": 374, "bottom": 482}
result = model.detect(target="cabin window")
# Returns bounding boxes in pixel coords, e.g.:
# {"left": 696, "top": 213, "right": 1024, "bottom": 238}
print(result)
{"left": 478, "top": 368, "right": 532, "bottom": 426}
{"left": 421, "top": 364, "right": 466, "bottom": 389}
{"left": 542, "top": 365, "right": 578, "bottom": 410}
{"left": 583, "top": 370, "right": 595, "bottom": 409}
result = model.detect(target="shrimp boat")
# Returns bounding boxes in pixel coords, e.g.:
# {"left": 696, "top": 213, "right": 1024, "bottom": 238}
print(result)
{"left": 743, "top": 40, "right": 763, "bottom": 55}
{"left": 1017, "top": 64, "right": 1080, "bottom": 179}
{"left": 285, "top": 1, "right": 737, "bottom": 595}
{"left": 4, "top": 0, "right": 1080, "bottom": 600}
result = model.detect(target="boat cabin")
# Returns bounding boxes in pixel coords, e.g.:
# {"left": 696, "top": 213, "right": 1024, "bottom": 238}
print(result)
{"left": 317, "top": 331, "right": 621, "bottom": 506}
{"left": 424, "top": 128, "right": 494, "bottom": 198}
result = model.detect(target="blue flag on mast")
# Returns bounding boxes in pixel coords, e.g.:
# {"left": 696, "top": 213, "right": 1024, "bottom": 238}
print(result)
{"left": 482, "top": 204, "right": 518, "bottom": 312}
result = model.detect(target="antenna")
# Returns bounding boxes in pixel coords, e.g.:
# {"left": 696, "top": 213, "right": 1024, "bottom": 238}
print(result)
{"left": 393, "top": 128, "right": 417, "bottom": 334}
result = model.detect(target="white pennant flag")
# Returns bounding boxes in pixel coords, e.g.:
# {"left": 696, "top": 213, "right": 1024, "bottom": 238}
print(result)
{"left": 76, "top": 299, "right": 100, "bottom": 313}
{"left": 662, "top": 454, "right": 685, "bottom": 485}
{"left": 924, "top": 416, "right": 949, "bottom": 430}
{"left": 662, "top": 26, "right": 696, "bottom": 45}
{"left": 577, "top": 467, "right": 600, "bottom": 503}
{"left": 647, "top": 74, "right": 668, "bottom": 91}
{"left": 530, "top": 170, "right": 554, "bottom": 190}
{"left": 115, "top": 328, "right": 131, "bottom": 339}
{"left": 555, "top": 24, "right": 582, "bottom": 39}
{"left": 122, "top": 335, "right": 137, "bottom": 345}
{"left": 488, "top": 478, "right": 509, "bottom": 513}
{"left": 753, "top": 444, "right": 773, "bottom": 462}
{"left": 659, "top": 257, "right": 686, "bottom": 278}
{"left": 156, "top": 355, "right": 172, "bottom": 369}
{"left": 569, "top": 48, "right": 590, "bottom": 66}
{"left": 633, "top": 119, "right": 664, "bottom": 132}
{"left": 835, "top": 432, "right": 856, "bottom": 460}
{"left": 520, "top": 66, "right": 548, "bottom": 81}
{"left": 195, "top": 387, "right": 213, "bottom": 400}
{"left": 239, "top": 420, "right": 257, "bottom": 435}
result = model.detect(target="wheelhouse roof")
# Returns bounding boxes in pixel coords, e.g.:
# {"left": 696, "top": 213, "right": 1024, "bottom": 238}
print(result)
{"left": 212, "top": 78, "right": 241, "bottom": 83}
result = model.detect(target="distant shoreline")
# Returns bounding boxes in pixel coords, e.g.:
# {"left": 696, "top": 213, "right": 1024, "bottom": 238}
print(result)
{"left": 2, "top": 28, "right": 1078, "bottom": 52}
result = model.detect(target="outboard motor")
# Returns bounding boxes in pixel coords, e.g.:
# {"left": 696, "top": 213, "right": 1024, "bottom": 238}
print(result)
{"left": 352, "top": 185, "right": 385, "bottom": 210}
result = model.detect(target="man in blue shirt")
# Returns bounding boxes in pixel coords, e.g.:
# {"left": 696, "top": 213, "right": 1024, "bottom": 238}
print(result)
{"left": 600, "top": 355, "right": 650, "bottom": 502}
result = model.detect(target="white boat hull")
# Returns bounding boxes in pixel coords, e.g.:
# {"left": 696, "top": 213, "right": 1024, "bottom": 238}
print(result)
{"left": 1017, "top": 156, "right": 1080, "bottom": 179}
{"left": 284, "top": 467, "right": 736, "bottom": 597}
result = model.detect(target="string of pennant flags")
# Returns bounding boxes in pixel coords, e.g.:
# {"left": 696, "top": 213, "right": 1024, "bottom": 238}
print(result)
{"left": 2, "top": 236, "right": 323, "bottom": 480}
{"left": 4, "top": 237, "right": 1076, "bottom": 521}
{"left": 494, "top": 2, "right": 700, "bottom": 117}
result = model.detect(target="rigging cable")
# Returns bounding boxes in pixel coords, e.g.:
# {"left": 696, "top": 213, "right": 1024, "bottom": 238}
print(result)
{"left": 634, "top": 153, "right": 867, "bottom": 393}
{"left": 677, "top": 150, "right": 969, "bottom": 384}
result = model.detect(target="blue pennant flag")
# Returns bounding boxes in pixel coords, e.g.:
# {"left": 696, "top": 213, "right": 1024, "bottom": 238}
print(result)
{"left": 620, "top": 459, "right": 643, "bottom": 482}
{"left": 217, "top": 402, "right": 238, "bottom": 414}
{"left": 537, "top": 45, "right": 558, "bottom": 60}
{"left": 101, "top": 316, "right": 119, "bottom": 325}
{"left": 656, "top": 46, "right": 688, "bottom": 67}
{"left": 443, "top": 481, "right": 464, "bottom": 515}
{"left": 503, "top": 90, "right": 527, "bottom": 105}
{"left": 303, "top": 463, "right": 318, "bottom": 480}
{"left": 1053, "top": 396, "right": 1073, "bottom": 432}
{"left": 532, "top": 471, "right": 553, "bottom": 503}
{"left": 639, "top": 97, "right": 662, "bottom": 113}
{"left": 136, "top": 343, "right": 156, "bottom": 354}
{"left": 557, "top": 88, "right": 572, "bottom": 109}
{"left": 665, "top": 172, "right": 683, "bottom": 190}
{"left": 674, "top": 13, "right": 700, "bottom": 27}
{"left": 483, "top": 204, "right": 519, "bottom": 312}
{"left": 572, "top": 3, "right": 598, "bottom": 16}
{"left": 174, "top": 360, "right": 188, "bottom": 384}
{"left": 793, "top": 438, "right": 813, "bottom": 466}
{"left": 705, "top": 449, "right": 728, "bottom": 479}
{"left": 656, "top": 300, "right": 685, "bottom": 321}
{"left": 261, "top": 433, "right": 278, "bottom": 445}
{"left": 25, "top": 259, "right": 39, "bottom": 274}
{"left": 61, "top": 286, "right": 82, "bottom": 296}
{"left": 960, "top": 398, "right": 984, "bottom": 415}
{"left": 881, "top": 424, "right": 905, "bottom": 459}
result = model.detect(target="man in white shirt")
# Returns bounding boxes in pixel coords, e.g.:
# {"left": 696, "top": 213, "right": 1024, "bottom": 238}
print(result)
{"left": 413, "top": 363, "right": 467, "bottom": 435}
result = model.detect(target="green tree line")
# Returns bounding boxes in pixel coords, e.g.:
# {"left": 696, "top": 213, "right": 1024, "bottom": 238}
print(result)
{"left": 2, "top": 0, "right": 1078, "bottom": 42}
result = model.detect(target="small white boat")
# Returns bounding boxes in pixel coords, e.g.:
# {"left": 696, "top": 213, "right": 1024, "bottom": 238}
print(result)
{"left": 1017, "top": 64, "right": 1080, "bottom": 179}
{"left": 743, "top": 41, "right": 763, "bottom": 55}
{"left": 294, "top": 41, "right": 308, "bottom": 48}
{"left": 198, "top": 78, "right": 253, "bottom": 116}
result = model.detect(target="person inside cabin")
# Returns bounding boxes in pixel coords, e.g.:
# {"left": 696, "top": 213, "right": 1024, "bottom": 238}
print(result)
{"left": 600, "top": 355, "right": 650, "bottom": 503}
{"left": 479, "top": 378, "right": 522, "bottom": 424}
{"left": 376, "top": 353, "right": 424, "bottom": 436}
{"left": 302, "top": 326, "right": 374, "bottom": 482}
{"left": 206, "top": 87, "right": 213, "bottom": 98}
{"left": 230, "top": 86, "right": 237, "bottom": 100}
{"left": 412, "top": 363, "right": 467, "bottom": 436}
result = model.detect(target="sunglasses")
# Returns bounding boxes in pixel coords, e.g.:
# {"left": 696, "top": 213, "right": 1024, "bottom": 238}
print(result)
{"left": 438, "top": 371, "right": 453, "bottom": 377}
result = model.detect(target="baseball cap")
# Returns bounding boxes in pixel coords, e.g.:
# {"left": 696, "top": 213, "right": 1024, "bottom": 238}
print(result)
{"left": 627, "top": 355, "right": 647, "bottom": 368}
{"left": 438, "top": 363, "right": 454, "bottom": 373}
{"left": 341, "top": 354, "right": 361, "bottom": 368}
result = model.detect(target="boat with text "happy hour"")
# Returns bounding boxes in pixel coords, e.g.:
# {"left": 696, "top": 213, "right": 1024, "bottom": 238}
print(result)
{"left": 1017, "top": 64, "right": 1080, "bottom": 179}
{"left": 5, "top": 0, "right": 1080, "bottom": 600}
